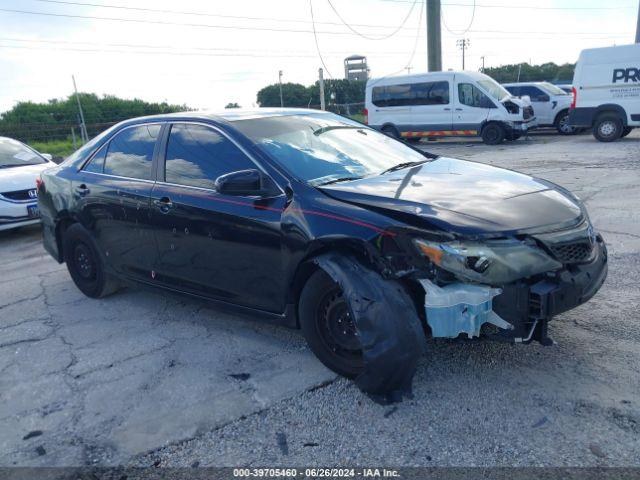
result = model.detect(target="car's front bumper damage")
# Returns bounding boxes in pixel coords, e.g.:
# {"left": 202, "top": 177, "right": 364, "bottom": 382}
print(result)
{"left": 419, "top": 233, "right": 608, "bottom": 345}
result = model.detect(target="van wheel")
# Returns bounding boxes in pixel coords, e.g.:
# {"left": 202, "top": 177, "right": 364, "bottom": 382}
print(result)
{"left": 621, "top": 127, "right": 633, "bottom": 138}
{"left": 555, "top": 110, "right": 576, "bottom": 135}
{"left": 63, "top": 224, "right": 120, "bottom": 298}
{"left": 299, "top": 269, "right": 364, "bottom": 379}
{"left": 481, "top": 123, "right": 505, "bottom": 145}
{"left": 381, "top": 125, "right": 401, "bottom": 140}
{"left": 593, "top": 113, "right": 623, "bottom": 142}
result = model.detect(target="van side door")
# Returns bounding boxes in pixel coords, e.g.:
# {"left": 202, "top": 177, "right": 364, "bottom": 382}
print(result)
{"left": 408, "top": 80, "right": 453, "bottom": 136}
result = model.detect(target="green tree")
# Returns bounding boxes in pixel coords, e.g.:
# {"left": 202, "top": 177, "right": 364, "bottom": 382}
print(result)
{"left": 225, "top": 102, "right": 241, "bottom": 109}
{"left": 483, "top": 62, "right": 575, "bottom": 84}
{"left": 256, "top": 83, "right": 312, "bottom": 108}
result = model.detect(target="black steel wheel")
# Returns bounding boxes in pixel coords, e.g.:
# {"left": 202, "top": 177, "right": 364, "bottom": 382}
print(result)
{"left": 481, "top": 123, "right": 505, "bottom": 145}
{"left": 63, "top": 223, "right": 120, "bottom": 298}
{"left": 299, "top": 269, "right": 364, "bottom": 378}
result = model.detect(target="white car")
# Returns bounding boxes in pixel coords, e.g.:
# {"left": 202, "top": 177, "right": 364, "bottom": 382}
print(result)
{"left": 365, "top": 71, "right": 536, "bottom": 145}
{"left": 0, "top": 137, "right": 56, "bottom": 231}
{"left": 503, "top": 82, "right": 577, "bottom": 135}
{"left": 568, "top": 43, "right": 639, "bottom": 142}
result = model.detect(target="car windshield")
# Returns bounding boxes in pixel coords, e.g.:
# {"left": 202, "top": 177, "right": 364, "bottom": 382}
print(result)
{"left": 0, "top": 138, "right": 47, "bottom": 168}
{"left": 477, "top": 79, "right": 511, "bottom": 101}
{"left": 232, "top": 113, "right": 430, "bottom": 186}
{"left": 539, "top": 82, "right": 570, "bottom": 96}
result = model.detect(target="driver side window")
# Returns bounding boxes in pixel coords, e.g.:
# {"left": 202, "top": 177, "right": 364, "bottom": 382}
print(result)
{"left": 458, "top": 83, "right": 493, "bottom": 108}
{"left": 164, "top": 123, "right": 256, "bottom": 190}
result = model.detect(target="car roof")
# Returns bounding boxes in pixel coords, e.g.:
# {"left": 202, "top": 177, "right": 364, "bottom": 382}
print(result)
{"left": 121, "top": 108, "right": 329, "bottom": 126}
{"left": 503, "top": 82, "right": 546, "bottom": 86}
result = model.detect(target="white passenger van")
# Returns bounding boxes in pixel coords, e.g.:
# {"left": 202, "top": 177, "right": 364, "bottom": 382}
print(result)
{"left": 365, "top": 71, "right": 535, "bottom": 145}
{"left": 569, "top": 43, "right": 640, "bottom": 142}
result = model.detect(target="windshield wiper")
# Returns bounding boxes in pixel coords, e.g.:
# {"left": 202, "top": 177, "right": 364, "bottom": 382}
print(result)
{"left": 316, "top": 176, "right": 364, "bottom": 186}
{"left": 380, "top": 160, "right": 428, "bottom": 175}
{"left": 313, "top": 126, "right": 365, "bottom": 136}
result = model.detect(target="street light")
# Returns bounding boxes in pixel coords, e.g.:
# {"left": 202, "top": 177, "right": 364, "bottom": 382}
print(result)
{"left": 456, "top": 39, "right": 470, "bottom": 70}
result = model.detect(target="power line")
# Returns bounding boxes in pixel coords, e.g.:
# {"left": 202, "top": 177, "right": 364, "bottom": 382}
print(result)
{"left": 28, "top": 0, "right": 426, "bottom": 30}
{"left": 309, "top": 0, "right": 334, "bottom": 78}
{"left": 372, "top": 0, "right": 635, "bottom": 9}
{"left": 326, "top": 0, "right": 418, "bottom": 40}
{"left": 441, "top": 0, "right": 476, "bottom": 35}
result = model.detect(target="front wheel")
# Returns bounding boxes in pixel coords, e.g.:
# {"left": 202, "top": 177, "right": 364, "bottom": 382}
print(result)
{"left": 63, "top": 223, "right": 120, "bottom": 298}
{"left": 299, "top": 269, "right": 364, "bottom": 378}
{"left": 593, "top": 113, "right": 623, "bottom": 142}
{"left": 481, "top": 123, "right": 505, "bottom": 145}
{"left": 555, "top": 110, "right": 577, "bottom": 135}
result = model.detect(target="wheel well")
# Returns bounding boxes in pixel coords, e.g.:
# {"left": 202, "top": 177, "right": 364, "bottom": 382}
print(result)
{"left": 594, "top": 104, "right": 627, "bottom": 126}
{"left": 287, "top": 243, "right": 378, "bottom": 328}
{"left": 380, "top": 123, "right": 400, "bottom": 135}
{"left": 553, "top": 108, "right": 570, "bottom": 125}
{"left": 55, "top": 217, "right": 76, "bottom": 262}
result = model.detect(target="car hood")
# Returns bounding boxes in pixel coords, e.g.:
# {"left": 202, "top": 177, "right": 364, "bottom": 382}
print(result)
{"left": 319, "top": 157, "right": 583, "bottom": 235}
{"left": 0, "top": 162, "right": 53, "bottom": 192}
{"left": 503, "top": 96, "right": 530, "bottom": 108}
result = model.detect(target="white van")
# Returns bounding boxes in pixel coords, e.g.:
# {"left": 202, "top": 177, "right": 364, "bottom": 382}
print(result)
{"left": 365, "top": 71, "right": 535, "bottom": 145}
{"left": 503, "top": 82, "right": 577, "bottom": 134}
{"left": 568, "top": 43, "right": 639, "bottom": 142}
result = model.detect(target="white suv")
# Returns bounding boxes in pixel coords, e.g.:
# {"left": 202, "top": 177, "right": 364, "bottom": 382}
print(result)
{"left": 503, "top": 82, "right": 576, "bottom": 135}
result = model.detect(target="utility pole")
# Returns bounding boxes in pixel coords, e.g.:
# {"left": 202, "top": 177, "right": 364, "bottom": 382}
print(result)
{"left": 72, "top": 75, "right": 88, "bottom": 143}
{"left": 480, "top": 55, "right": 485, "bottom": 73}
{"left": 406, "top": 66, "right": 413, "bottom": 74}
{"left": 426, "top": 0, "right": 442, "bottom": 72}
{"left": 319, "top": 68, "right": 326, "bottom": 111}
{"left": 278, "top": 70, "right": 284, "bottom": 108}
{"left": 635, "top": 0, "right": 640, "bottom": 43}
{"left": 456, "top": 39, "right": 470, "bottom": 70}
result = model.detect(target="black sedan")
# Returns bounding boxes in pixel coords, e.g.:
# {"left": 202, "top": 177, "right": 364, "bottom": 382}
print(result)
{"left": 38, "top": 109, "right": 607, "bottom": 400}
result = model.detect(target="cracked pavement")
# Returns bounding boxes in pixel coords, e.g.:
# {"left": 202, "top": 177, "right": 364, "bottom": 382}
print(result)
{"left": 1, "top": 132, "right": 639, "bottom": 467}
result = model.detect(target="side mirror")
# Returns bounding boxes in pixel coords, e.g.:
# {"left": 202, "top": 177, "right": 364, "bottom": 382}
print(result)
{"left": 535, "top": 94, "right": 550, "bottom": 102}
{"left": 41, "top": 153, "right": 53, "bottom": 161}
{"left": 215, "top": 169, "right": 268, "bottom": 196}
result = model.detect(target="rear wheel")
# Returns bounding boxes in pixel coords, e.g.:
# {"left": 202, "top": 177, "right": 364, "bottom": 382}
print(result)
{"left": 481, "top": 123, "right": 505, "bottom": 145}
{"left": 299, "top": 269, "right": 364, "bottom": 378}
{"left": 555, "top": 110, "right": 577, "bottom": 135}
{"left": 381, "top": 125, "right": 401, "bottom": 140}
{"left": 593, "top": 113, "right": 623, "bottom": 142}
{"left": 63, "top": 223, "right": 120, "bottom": 298}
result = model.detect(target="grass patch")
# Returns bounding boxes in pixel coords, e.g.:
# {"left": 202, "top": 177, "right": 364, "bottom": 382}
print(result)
{"left": 28, "top": 140, "right": 77, "bottom": 159}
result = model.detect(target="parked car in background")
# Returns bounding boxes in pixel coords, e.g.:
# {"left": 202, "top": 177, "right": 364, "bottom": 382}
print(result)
{"left": 38, "top": 109, "right": 607, "bottom": 396}
{"left": 569, "top": 43, "right": 639, "bottom": 142}
{"left": 503, "top": 82, "right": 577, "bottom": 135}
{"left": 0, "top": 137, "right": 55, "bottom": 231}
{"left": 365, "top": 71, "right": 536, "bottom": 145}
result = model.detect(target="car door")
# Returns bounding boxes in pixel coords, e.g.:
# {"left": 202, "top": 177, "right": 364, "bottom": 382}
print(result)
{"left": 74, "top": 123, "right": 161, "bottom": 279}
{"left": 150, "top": 122, "right": 287, "bottom": 313}
{"left": 453, "top": 80, "right": 495, "bottom": 132}
{"left": 409, "top": 80, "right": 453, "bottom": 134}
{"left": 520, "top": 86, "right": 553, "bottom": 125}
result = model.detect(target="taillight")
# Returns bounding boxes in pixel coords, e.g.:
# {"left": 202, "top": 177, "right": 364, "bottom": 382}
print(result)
{"left": 36, "top": 177, "right": 44, "bottom": 192}
{"left": 570, "top": 87, "right": 577, "bottom": 109}
{"left": 363, "top": 108, "right": 368, "bottom": 125}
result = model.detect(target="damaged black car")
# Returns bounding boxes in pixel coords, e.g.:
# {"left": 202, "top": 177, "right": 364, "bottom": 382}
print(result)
{"left": 38, "top": 109, "right": 607, "bottom": 400}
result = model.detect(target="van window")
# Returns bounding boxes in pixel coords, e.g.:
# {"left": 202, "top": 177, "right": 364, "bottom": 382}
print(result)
{"left": 372, "top": 81, "right": 449, "bottom": 107}
{"left": 458, "top": 83, "right": 494, "bottom": 108}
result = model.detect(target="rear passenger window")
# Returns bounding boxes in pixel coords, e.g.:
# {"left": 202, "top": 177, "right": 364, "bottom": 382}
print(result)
{"left": 372, "top": 81, "right": 449, "bottom": 107}
{"left": 103, "top": 125, "right": 160, "bottom": 180}
{"left": 164, "top": 124, "right": 256, "bottom": 189}
{"left": 83, "top": 145, "right": 107, "bottom": 173}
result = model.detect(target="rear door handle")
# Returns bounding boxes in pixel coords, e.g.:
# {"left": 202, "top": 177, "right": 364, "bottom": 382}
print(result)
{"left": 443, "top": 108, "right": 451, "bottom": 111}
{"left": 153, "top": 197, "right": 174, "bottom": 213}
{"left": 455, "top": 108, "right": 463, "bottom": 111}
{"left": 75, "top": 184, "right": 90, "bottom": 196}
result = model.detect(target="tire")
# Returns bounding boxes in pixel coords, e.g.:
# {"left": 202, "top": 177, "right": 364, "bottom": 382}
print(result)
{"left": 63, "top": 223, "right": 120, "bottom": 298}
{"left": 555, "top": 110, "right": 577, "bottom": 135}
{"left": 621, "top": 127, "right": 633, "bottom": 138}
{"left": 593, "top": 113, "right": 623, "bottom": 142}
{"left": 299, "top": 268, "right": 364, "bottom": 379}
{"left": 406, "top": 137, "right": 421, "bottom": 144}
{"left": 481, "top": 123, "right": 505, "bottom": 145}
{"left": 381, "top": 125, "right": 401, "bottom": 140}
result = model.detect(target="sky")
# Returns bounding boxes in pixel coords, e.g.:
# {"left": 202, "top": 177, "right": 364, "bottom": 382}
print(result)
{"left": 0, "top": 0, "right": 637, "bottom": 113}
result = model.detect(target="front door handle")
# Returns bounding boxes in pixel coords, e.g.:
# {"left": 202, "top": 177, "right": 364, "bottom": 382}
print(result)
{"left": 75, "top": 184, "right": 90, "bottom": 196}
{"left": 153, "top": 197, "right": 174, "bottom": 213}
